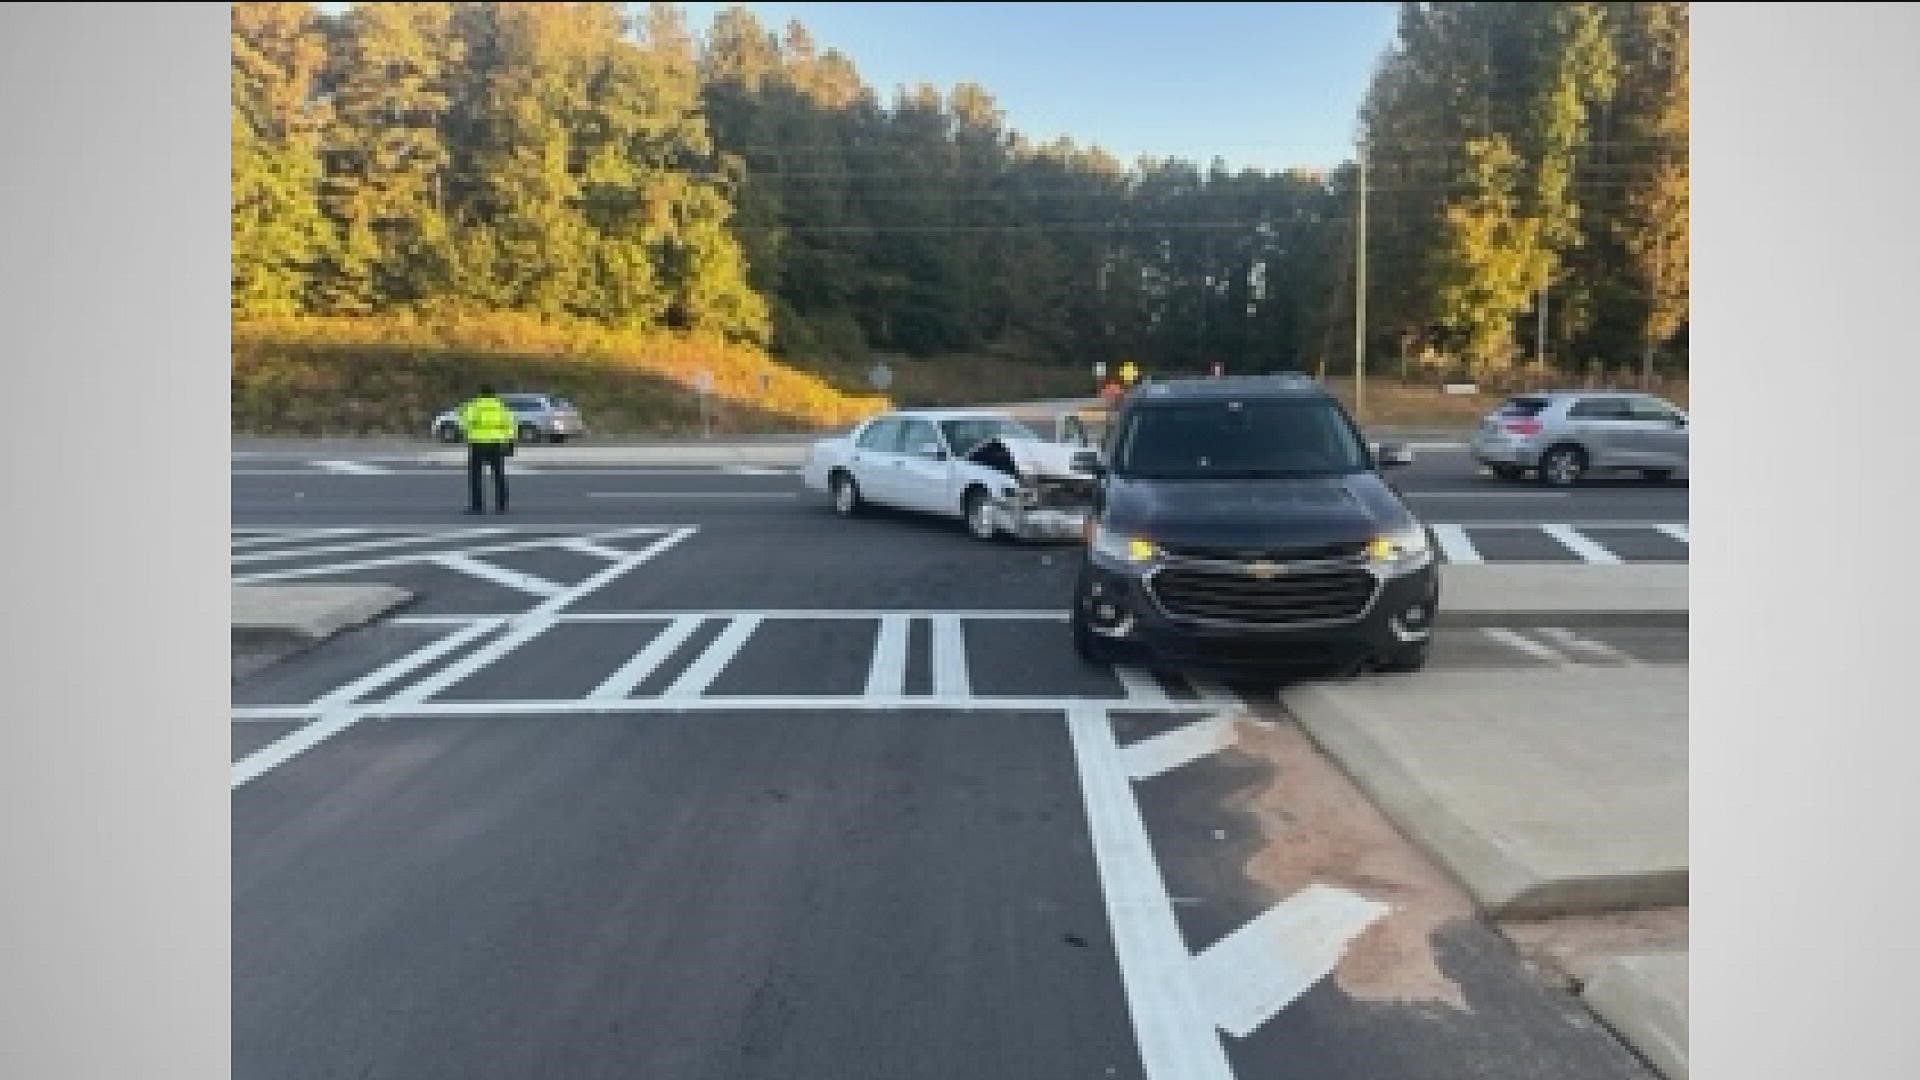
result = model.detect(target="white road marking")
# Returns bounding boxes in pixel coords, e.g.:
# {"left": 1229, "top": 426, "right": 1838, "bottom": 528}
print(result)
{"left": 1540, "top": 523, "right": 1623, "bottom": 565}
{"left": 1121, "top": 714, "right": 1239, "bottom": 780}
{"left": 1407, "top": 491, "right": 1568, "bottom": 498}
{"left": 1189, "top": 884, "right": 1391, "bottom": 1038}
{"left": 587, "top": 491, "right": 801, "bottom": 499}
{"left": 558, "top": 537, "right": 631, "bottom": 561}
{"left": 230, "top": 527, "right": 367, "bottom": 551}
{"left": 590, "top": 617, "right": 705, "bottom": 700}
{"left": 865, "top": 615, "right": 911, "bottom": 699}
{"left": 1481, "top": 627, "right": 1575, "bottom": 666}
{"left": 1538, "top": 626, "right": 1638, "bottom": 665}
{"left": 231, "top": 619, "right": 503, "bottom": 788}
{"left": 1430, "top": 523, "right": 1483, "bottom": 564}
{"left": 1656, "top": 523, "right": 1690, "bottom": 544}
{"left": 931, "top": 616, "right": 972, "bottom": 700}
{"left": 381, "top": 528, "right": 696, "bottom": 711}
{"left": 1113, "top": 666, "right": 1171, "bottom": 705}
{"left": 232, "top": 527, "right": 677, "bottom": 583}
{"left": 721, "top": 465, "right": 794, "bottom": 476}
{"left": 661, "top": 616, "right": 762, "bottom": 701}
{"left": 295, "top": 696, "right": 1228, "bottom": 718}
{"left": 231, "top": 526, "right": 508, "bottom": 565}
{"left": 431, "top": 552, "right": 564, "bottom": 597}
{"left": 314, "top": 459, "right": 389, "bottom": 475}
{"left": 1064, "top": 706, "right": 1236, "bottom": 1080}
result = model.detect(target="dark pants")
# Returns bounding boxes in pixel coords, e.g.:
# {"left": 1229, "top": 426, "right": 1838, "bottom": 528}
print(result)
{"left": 468, "top": 442, "right": 509, "bottom": 512}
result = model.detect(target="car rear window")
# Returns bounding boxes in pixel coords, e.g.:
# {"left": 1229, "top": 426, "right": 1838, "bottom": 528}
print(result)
{"left": 1498, "top": 397, "right": 1551, "bottom": 417}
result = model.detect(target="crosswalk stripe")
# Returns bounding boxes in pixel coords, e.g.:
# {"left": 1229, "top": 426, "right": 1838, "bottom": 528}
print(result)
{"left": 1539, "top": 523, "right": 1623, "bottom": 565}
{"left": 1430, "top": 524, "right": 1482, "bottom": 564}
{"left": 1655, "top": 523, "right": 1689, "bottom": 544}
{"left": 231, "top": 526, "right": 507, "bottom": 565}
{"left": 662, "top": 616, "right": 762, "bottom": 701}
{"left": 590, "top": 617, "right": 705, "bottom": 700}
{"left": 1481, "top": 627, "right": 1574, "bottom": 665}
{"left": 315, "top": 459, "right": 389, "bottom": 475}
{"left": 865, "top": 615, "right": 910, "bottom": 699}
{"left": 930, "top": 615, "right": 972, "bottom": 700}
{"left": 1537, "top": 626, "right": 1638, "bottom": 665}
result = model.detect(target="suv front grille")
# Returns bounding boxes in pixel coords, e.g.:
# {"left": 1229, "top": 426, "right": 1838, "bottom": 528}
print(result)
{"left": 1148, "top": 563, "right": 1376, "bottom": 627}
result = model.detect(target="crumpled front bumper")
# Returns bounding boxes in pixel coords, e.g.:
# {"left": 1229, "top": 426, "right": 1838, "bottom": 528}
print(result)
{"left": 990, "top": 499, "right": 1092, "bottom": 542}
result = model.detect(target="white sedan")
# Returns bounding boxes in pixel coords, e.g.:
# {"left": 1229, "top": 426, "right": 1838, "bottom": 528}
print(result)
{"left": 802, "top": 409, "right": 1102, "bottom": 541}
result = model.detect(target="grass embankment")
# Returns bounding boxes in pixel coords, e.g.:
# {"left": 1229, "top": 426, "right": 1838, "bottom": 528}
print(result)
{"left": 232, "top": 315, "right": 1101, "bottom": 436}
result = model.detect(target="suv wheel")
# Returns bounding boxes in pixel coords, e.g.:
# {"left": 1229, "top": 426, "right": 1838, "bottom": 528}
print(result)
{"left": 435, "top": 422, "right": 462, "bottom": 443}
{"left": 517, "top": 422, "right": 541, "bottom": 444}
{"left": 1539, "top": 444, "right": 1587, "bottom": 487}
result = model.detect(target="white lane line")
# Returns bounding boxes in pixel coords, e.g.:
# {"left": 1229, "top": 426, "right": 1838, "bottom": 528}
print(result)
{"left": 931, "top": 616, "right": 972, "bottom": 700}
{"left": 432, "top": 552, "right": 564, "bottom": 597}
{"left": 232, "top": 619, "right": 502, "bottom": 788}
{"left": 1655, "top": 523, "right": 1690, "bottom": 544}
{"left": 230, "top": 527, "right": 367, "bottom": 551}
{"left": 352, "top": 697, "right": 1228, "bottom": 717}
{"left": 587, "top": 491, "right": 801, "bottom": 499}
{"left": 559, "top": 537, "right": 631, "bottom": 561}
{"left": 1065, "top": 706, "right": 1236, "bottom": 1080}
{"left": 590, "top": 617, "right": 705, "bottom": 701}
{"left": 721, "top": 465, "right": 795, "bottom": 476}
{"left": 315, "top": 459, "right": 390, "bottom": 475}
{"left": 385, "top": 528, "right": 697, "bottom": 710}
{"left": 1190, "top": 884, "right": 1390, "bottom": 1038}
{"left": 1407, "top": 491, "right": 1568, "bottom": 499}
{"left": 1540, "top": 523, "right": 1623, "bottom": 565}
{"left": 1121, "top": 714, "right": 1238, "bottom": 781}
{"left": 1538, "top": 626, "right": 1638, "bottom": 665}
{"left": 231, "top": 527, "right": 674, "bottom": 583}
{"left": 1481, "top": 627, "right": 1575, "bottom": 666}
{"left": 661, "top": 616, "right": 762, "bottom": 701}
{"left": 1430, "top": 523, "right": 1483, "bottom": 565}
{"left": 1113, "top": 666, "right": 1171, "bottom": 705}
{"left": 865, "top": 615, "right": 911, "bottom": 699}
{"left": 522, "top": 609, "right": 1069, "bottom": 622}
{"left": 230, "top": 526, "right": 507, "bottom": 565}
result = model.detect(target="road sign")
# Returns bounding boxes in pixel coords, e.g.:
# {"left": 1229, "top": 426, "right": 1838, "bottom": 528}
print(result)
{"left": 868, "top": 363, "right": 893, "bottom": 391}
{"left": 1118, "top": 360, "right": 1139, "bottom": 385}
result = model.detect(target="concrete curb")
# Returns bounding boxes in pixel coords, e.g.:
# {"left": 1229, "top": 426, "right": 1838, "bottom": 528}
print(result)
{"left": 1284, "top": 669, "right": 1688, "bottom": 919}
{"left": 1580, "top": 952, "right": 1689, "bottom": 1080}
{"left": 232, "top": 584, "right": 414, "bottom": 653}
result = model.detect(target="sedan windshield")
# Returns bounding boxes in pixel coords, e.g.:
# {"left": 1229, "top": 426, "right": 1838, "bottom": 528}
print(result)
{"left": 939, "top": 417, "right": 1039, "bottom": 456}
{"left": 1113, "top": 398, "right": 1370, "bottom": 479}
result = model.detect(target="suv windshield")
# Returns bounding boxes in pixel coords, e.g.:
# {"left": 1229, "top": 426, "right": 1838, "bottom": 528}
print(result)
{"left": 1113, "top": 397, "right": 1370, "bottom": 480}
{"left": 939, "top": 417, "right": 1039, "bottom": 456}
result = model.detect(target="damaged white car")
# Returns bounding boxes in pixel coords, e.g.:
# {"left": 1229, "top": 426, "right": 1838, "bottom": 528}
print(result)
{"left": 802, "top": 409, "right": 1102, "bottom": 541}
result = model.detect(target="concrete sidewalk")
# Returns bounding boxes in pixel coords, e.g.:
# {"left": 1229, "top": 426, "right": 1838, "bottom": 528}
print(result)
{"left": 1580, "top": 951, "right": 1688, "bottom": 1080}
{"left": 1435, "top": 562, "right": 1687, "bottom": 627}
{"left": 232, "top": 584, "right": 413, "bottom": 653}
{"left": 1282, "top": 664, "right": 1687, "bottom": 919}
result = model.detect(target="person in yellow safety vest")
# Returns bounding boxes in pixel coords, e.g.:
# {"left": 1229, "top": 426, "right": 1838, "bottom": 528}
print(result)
{"left": 459, "top": 384, "right": 516, "bottom": 514}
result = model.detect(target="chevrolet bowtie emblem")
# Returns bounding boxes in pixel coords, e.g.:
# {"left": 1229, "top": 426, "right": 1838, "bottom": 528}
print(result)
{"left": 1246, "top": 560, "right": 1284, "bottom": 580}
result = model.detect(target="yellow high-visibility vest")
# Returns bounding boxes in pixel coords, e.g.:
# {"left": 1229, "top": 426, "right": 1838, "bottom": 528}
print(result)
{"left": 460, "top": 396, "right": 515, "bottom": 444}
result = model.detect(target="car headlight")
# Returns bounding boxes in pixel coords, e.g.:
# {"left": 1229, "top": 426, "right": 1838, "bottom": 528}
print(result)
{"left": 1366, "top": 525, "right": 1433, "bottom": 575}
{"left": 1090, "top": 524, "right": 1161, "bottom": 566}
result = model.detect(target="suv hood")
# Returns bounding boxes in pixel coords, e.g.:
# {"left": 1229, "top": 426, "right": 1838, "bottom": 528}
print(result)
{"left": 1101, "top": 473, "right": 1415, "bottom": 552}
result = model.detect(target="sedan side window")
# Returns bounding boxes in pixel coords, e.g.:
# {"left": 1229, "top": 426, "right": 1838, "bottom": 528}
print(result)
{"left": 1627, "top": 398, "right": 1679, "bottom": 422}
{"left": 856, "top": 419, "right": 902, "bottom": 451}
{"left": 1569, "top": 398, "right": 1631, "bottom": 420}
{"left": 897, "top": 419, "right": 942, "bottom": 457}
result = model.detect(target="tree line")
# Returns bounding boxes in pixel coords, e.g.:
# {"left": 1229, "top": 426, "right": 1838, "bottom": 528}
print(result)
{"left": 233, "top": 2, "right": 1687, "bottom": 379}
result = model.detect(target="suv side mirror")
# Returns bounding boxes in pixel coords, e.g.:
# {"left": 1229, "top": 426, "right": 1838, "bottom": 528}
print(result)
{"left": 1377, "top": 442, "right": 1414, "bottom": 469}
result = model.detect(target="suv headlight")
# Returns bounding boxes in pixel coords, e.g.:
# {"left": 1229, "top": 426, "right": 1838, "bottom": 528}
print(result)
{"left": 1366, "top": 525, "right": 1433, "bottom": 576}
{"left": 1090, "top": 524, "right": 1161, "bottom": 567}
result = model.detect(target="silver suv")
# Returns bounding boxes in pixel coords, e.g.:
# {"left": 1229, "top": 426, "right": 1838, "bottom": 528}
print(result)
{"left": 1470, "top": 391, "right": 1688, "bottom": 485}
{"left": 431, "top": 393, "right": 586, "bottom": 444}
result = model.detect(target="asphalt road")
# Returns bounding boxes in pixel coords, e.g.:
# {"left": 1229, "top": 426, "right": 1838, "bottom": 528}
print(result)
{"left": 232, "top": 444, "right": 1682, "bottom": 1080}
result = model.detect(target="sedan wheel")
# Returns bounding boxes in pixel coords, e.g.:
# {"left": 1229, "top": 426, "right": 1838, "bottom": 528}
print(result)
{"left": 1539, "top": 446, "right": 1586, "bottom": 487}
{"left": 831, "top": 473, "right": 861, "bottom": 516}
{"left": 964, "top": 489, "right": 998, "bottom": 541}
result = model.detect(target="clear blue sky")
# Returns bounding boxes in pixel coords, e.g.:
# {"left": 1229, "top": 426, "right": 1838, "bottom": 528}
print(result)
{"left": 674, "top": 2, "right": 1399, "bottom": 171}
{"left": 313, "top": 2, "right": 1400, "bottom": 171}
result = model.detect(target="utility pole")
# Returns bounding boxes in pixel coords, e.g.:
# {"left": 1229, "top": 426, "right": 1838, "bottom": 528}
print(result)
{"left": 1354, "top": 138, "right": 1367, "bottom": 420}
{"left": 1537, "top": 285, "right": 1549, "bottom": 373}
{"left": 1643, "top": 231, "right": 1663, "bottom": 389}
